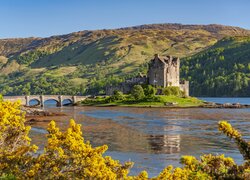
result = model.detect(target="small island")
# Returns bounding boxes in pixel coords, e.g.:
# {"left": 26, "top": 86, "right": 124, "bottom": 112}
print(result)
{"left": 79, "top": 88, "right": 204, "bottom": 108}
{"left": 79, "top": 54, "right": 249, "bottom": 109}
{"left": 80, "top": 54, "right": 202, "bottom": 107}
{"left": 79, "top": 88, "right": 250, "bottom": 108}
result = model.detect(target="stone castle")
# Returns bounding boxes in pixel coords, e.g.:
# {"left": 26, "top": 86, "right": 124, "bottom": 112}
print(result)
{"left": 106, "top": 54, "right": 189, "bottom": 96}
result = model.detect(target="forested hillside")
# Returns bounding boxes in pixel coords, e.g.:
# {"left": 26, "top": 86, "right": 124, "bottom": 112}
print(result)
{"left": 0, "top": 23, "right": 250, "bottom": 96}
{"left": 181, "top": 36, "right": 250, "bottom": 96}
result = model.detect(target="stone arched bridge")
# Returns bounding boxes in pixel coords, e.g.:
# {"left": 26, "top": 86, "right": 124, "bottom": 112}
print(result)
{"left": 3, "top": 95, "right": 87, "bottom": 107}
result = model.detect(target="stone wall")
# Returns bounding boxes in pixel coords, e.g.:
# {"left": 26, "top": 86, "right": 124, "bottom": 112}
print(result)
{"left": 179, "top": 80, "right": 189, "bottom": 97}
{"left": 105, "top": 83, "right": 132, "bottom": 95}
{"left": 148, "top": 56, "right": 166, "bottom": 87}
{"left": 166, "top": 56, "right": 180, "bottom": 87}
{"left": 106, "top": 76, "right": 147, "bottom": 95}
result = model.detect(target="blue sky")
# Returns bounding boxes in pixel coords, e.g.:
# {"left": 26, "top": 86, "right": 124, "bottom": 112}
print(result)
{"left": 0, "top": 0, "right": 249, "bottom": 38}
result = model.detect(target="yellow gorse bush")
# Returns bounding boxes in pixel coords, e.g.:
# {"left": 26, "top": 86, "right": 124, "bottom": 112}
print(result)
{"left": 1, "top": 98, "right": 250, "bottom": 179}
{"left": 30, "top": 119, "right": 135, "bottom": 179}
{"left": 219, "top": 120, "right": 250, "bottom": 161}
{"left": 0, "top": 100, "right": 135, "bottom": 179}
{"left": 0, "top": 100, "right": 38, "bottom": 177}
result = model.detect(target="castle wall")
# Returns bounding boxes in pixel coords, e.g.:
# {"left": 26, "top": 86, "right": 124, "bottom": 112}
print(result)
{"left": 166, "top": 57, "right": 180, "bottom": 87}
{"left": 148, "top": 65, "right": 166, "bottom": 87}
{"left": 106, "top": 76, "right": 147, "bottom": 95}
{"left": 148, "top": 57, "right": 166, "bottom": 87}
{"left": 179, "top": 81, "right": 189, "bottom": 97}
{"left": 106, "top": 84, "right": 133, "bottom": 95}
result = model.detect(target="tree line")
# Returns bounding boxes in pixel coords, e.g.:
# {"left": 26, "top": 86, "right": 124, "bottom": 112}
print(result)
{"left": 181, "top": 37, "right": 250, "bottom": 97}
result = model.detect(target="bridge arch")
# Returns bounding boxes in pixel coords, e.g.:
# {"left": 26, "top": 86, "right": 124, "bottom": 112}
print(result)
{"left": 44, "top": 99, "right": 60, "bottom": 107}
{"left": 29, "top": 98, "right": 41, "bottom": 106}
{"left": 62, "top": 98, "right": 73, "bottom": 106}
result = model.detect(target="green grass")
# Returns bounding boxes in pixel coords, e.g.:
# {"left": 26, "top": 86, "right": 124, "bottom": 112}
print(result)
{"left": 80, "top": 95, "right": 204, "bottom": 108}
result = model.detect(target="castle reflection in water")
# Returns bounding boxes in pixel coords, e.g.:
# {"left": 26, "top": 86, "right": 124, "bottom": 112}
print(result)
{"left": 147, "top": 125, "right": 181, "bottom": 154}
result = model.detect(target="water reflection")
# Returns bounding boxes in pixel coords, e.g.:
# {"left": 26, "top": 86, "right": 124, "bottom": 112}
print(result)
{"left": 148, "top": 134, "right": 181, "bottom": 154}
{"left": 200, "top": 97, "right": 250, "bottom": 105}
{"left": 29, "top": 101, "right": 250, "bottom": 177}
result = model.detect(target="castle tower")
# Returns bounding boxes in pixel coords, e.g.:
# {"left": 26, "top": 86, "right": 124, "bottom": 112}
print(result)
{"left": 148, "top": 54, "right": 167, "bottom": 87}
{"left": 105, "top": 54, "right": 189, "bottom": 96}
{"left": 148, "top": 54, "right": 180, "bottom": 87}
{"left": 165, "top": 55, "right": 180, "bottom": 87}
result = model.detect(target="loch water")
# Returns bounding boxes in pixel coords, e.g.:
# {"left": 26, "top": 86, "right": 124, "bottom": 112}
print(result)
{"left": 30, "top": 98, "right": 250, "bottom": 177}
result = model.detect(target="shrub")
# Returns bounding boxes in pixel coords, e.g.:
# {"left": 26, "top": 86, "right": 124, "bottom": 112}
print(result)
{"left": 142, "top": 95, "right": 162, "bottom": 102}
{"left": 32, "top": 120, "right": 134, "bottom": 179}
{"left": 143, "top": 85, "right": 156, "bottom": 97}
{"left": 111, "top": 90, "right": 124, "bottom": 101}
{"left": 104, "top": 92, "right": 125, "bottom": 103}
{"left": 0, "top": 100, "right": 134, "bottom": 179}
{"left": 104, "top": 96, "right": 113, "bottom": 103}
{"left": 218, "top": 121, "right": 250, "bottom": 160}
{"left": 0, "top": 100, "right": 38, "bottom": 178}
{"left": 163, "top": 86, "right": 183, "bottom": 96}
{"left": 81, "top": 96, "right": 109, "bottom": 105}
{"left": 131, "top": 85, "right": 145, "bottom": 100}
{"left": 163, "top": 87, "right": 171, "bottom": 96}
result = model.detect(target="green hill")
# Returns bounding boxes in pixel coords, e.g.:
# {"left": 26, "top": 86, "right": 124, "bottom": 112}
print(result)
{"left": 0, "top": 23, "right": 250, "bottom": 96}
{"left": 181, "top": 36, "right": 250, "bottom": 97}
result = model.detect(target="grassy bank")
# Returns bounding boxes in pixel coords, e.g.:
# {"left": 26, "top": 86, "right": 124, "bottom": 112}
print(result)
{"left": 79, "top": 95, "right": 204, "bottom": 108}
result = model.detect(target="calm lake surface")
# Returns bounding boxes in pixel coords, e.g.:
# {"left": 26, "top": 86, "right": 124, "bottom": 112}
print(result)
{"left": 200, "top": 97, "right": 250, "bottom": 105}
{"left": 30, "top": 98, "right": 250, "bottom": 177}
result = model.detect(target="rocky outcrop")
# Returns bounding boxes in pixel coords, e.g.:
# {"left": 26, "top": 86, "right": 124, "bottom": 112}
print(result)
{"left": 201, "top": 102, "right": 250, "bottom": 108}
{"left": 22, "top": 107, "right": 66, "bottom": 116}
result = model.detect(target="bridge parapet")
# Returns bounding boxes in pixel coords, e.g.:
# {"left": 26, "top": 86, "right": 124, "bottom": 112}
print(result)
{"left": 3, "top": 95, "right": 87, "bottom": 107}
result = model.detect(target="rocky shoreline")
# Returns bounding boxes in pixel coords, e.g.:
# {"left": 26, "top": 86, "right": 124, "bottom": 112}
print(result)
{"left": 201, "top": 102, "right": 250, "bottom": 108}
{"left": 22, "top": 106, "right": 66, "bottom": 116}
{"left": 22, "top": 106, "right": 66, "bottom": 124}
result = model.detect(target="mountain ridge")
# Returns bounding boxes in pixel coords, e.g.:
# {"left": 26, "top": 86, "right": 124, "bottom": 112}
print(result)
{"left": 1, "top": 23, "right": 250, "bottom": 56}
{"left": 1, "top": 23, "right": 250, "bottom": 39}
{"left": 0, "top": 23, "right": 250, "bottom": 96}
